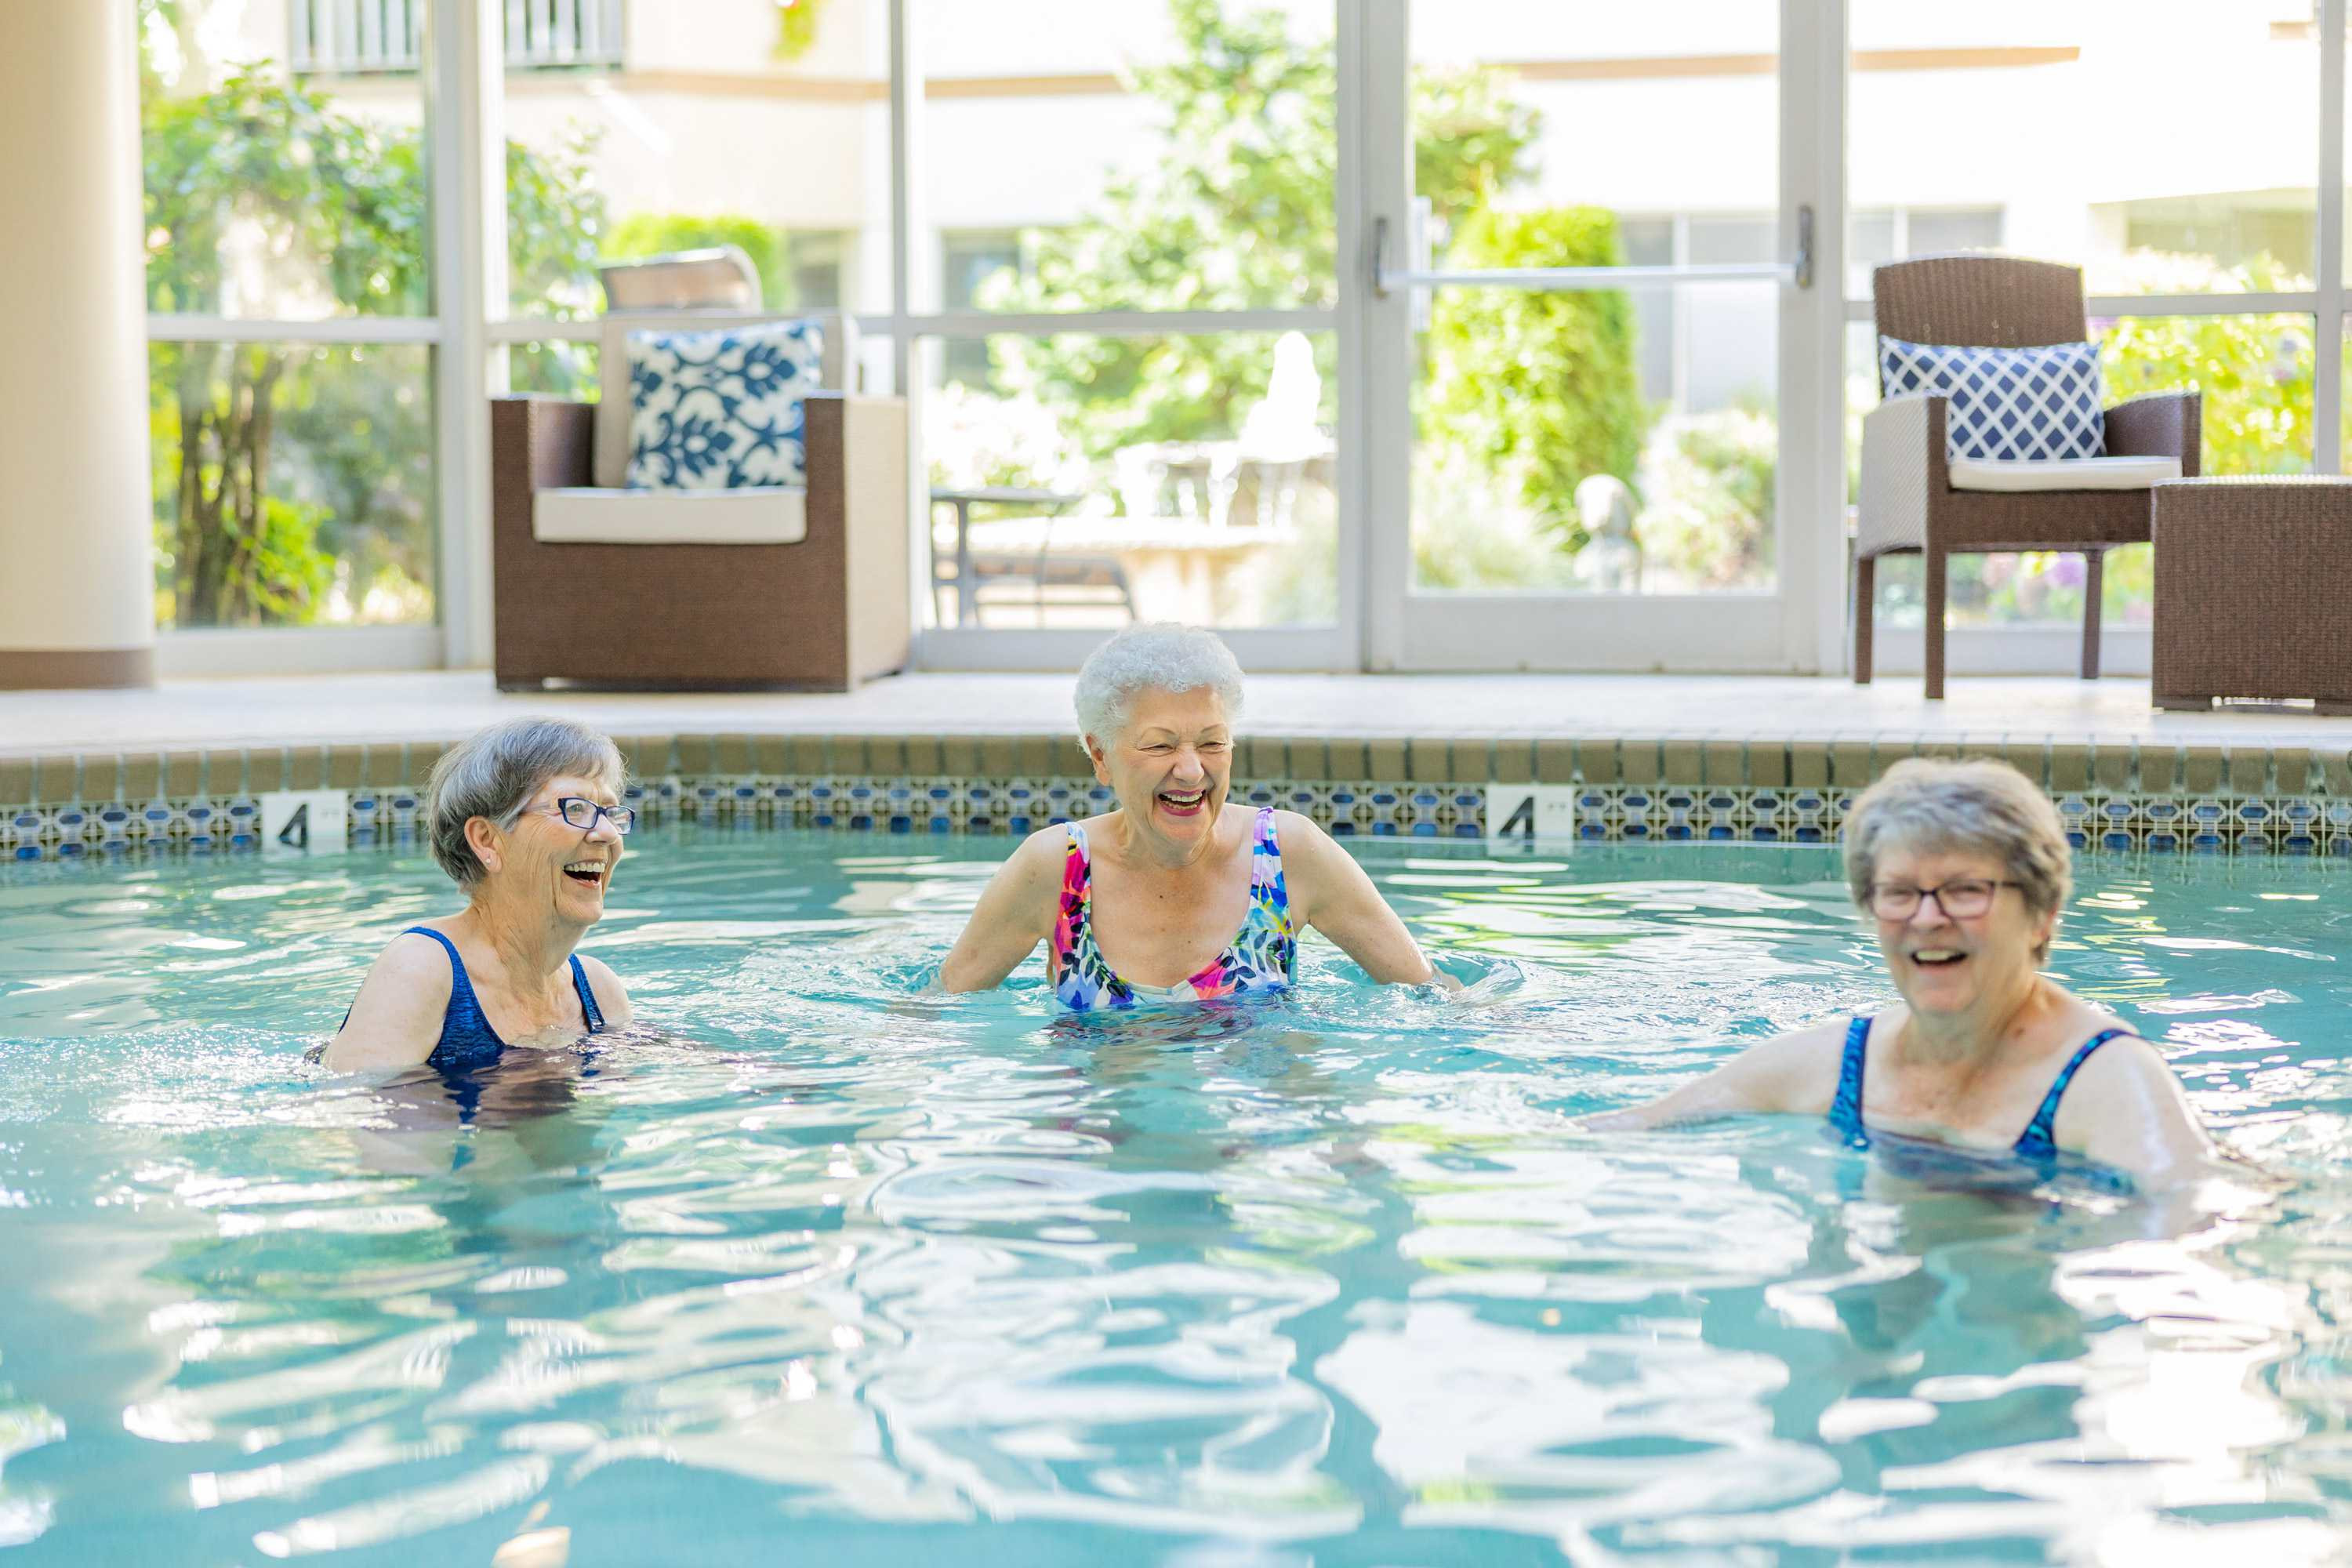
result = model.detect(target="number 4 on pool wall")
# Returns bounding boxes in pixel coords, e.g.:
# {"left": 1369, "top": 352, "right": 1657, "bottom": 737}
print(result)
{"left": 1483, "top": 786, "right": 1578, "bottom": 844}
{"left": 260, "top": 790, "right": 348, "bottom": 852}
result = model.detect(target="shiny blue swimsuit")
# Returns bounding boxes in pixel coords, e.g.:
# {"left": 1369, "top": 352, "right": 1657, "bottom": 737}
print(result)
{"left": 1828, "top": 1014, "right": 2137, "bottom": 1181}
{"left": 394, "top": 925, "right": 605, "bottom": 1072}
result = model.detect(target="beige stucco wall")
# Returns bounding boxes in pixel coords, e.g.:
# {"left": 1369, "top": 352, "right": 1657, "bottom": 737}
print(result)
{"left": 0, "top": 1, "right": 155, "bottom": 684}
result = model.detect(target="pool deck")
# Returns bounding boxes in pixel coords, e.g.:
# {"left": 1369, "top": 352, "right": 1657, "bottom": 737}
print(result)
{"left": 5, "top": 670, "right": 2350, "bottom": 855}
{"left": 8, "top": 669, "right": 2352, "bottom": 757}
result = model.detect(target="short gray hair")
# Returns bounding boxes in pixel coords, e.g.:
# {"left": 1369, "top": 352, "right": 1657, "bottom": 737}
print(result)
{"left": 1844, "top": 757, "right": 2072, "bottom": 946}
{"left": 1072, "top": 622, "right": 1245, "bottom": 746}
{"left": 425, "top": 717, "right": 625, "bottom": 887}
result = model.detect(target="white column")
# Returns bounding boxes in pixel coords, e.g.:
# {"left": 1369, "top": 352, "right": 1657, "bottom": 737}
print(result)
{"left": 0, "top": 2, "right": 157, "bottom": 688}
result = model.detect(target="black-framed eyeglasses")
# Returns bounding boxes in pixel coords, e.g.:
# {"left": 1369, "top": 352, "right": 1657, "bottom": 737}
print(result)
{"left": 534, "top": 797, "right": 634, "bottom": 835}
{"left": 1867, "top": 878, "right": 2021, "bottom": 920}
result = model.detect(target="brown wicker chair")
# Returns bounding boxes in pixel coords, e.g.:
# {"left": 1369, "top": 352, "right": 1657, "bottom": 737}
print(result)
{"left": 491, "top": 391, "right": 909, "bottom": 691}
{"left": 1854, "top": 256, "right": 2202, "bottom": 699}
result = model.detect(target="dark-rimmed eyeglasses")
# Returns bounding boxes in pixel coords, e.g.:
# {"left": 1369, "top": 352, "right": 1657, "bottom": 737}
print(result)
{"left": 530, "top": 797, "right": 634, "bottom": 835}
{"left": 1867, "top": 878, "right": 2020, "bottom": 920}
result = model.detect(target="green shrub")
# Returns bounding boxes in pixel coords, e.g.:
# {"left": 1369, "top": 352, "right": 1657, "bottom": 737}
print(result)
{"left": 1422, "top": 208, "right": 1646, "bottom": 552}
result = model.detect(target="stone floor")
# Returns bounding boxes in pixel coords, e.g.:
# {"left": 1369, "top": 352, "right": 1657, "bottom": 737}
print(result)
{"left": 6, "top": 669, "right": 2352, "bottom": 757}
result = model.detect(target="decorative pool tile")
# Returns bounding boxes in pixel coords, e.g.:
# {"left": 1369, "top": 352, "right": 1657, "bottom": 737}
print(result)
{"left": 4, "top": 732, "right": 2351, "bottom": 860}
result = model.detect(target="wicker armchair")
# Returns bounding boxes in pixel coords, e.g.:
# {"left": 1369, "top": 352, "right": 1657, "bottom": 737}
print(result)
{"left": 1854, "top": 256, "right": 2202, "bottom": 698}
{"left": 490, "top": 252, "right": 909, "bottom": 692}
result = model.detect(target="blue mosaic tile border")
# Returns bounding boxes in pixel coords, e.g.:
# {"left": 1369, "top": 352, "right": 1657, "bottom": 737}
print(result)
{"left": 9, "top": 775, "right": 2352, "bottom": 861}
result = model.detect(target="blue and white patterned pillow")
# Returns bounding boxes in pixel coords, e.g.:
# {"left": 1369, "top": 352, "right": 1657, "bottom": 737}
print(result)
{"left": 626, "top": 319, "right": 824, "bottom": 491}
{"left": 1878, "top": 337, "right": 2106, "bottom": 463}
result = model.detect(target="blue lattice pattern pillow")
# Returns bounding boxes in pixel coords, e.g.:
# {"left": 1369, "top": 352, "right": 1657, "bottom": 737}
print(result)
{"left": 626, "top": 319, "right": 824, "bottom": 490}
{"left": 1878, "top": 337, "right": 2106, "bottom": 463}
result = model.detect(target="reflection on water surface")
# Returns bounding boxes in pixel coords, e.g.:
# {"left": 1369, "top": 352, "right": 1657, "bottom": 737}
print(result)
{"left": 0, "top": 835, "right": 2347, "bottom": 1564}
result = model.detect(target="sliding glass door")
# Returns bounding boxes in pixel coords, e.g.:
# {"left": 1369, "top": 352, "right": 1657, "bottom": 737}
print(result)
{"left": 1352, "top": 0, "right": 1845, "bottom": 671}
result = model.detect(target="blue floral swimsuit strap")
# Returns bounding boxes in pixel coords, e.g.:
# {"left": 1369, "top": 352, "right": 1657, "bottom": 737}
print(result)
{"left": 2013, "top": 1027, "right": 2136, "bottom": 1160}
{"left": 1828, "top": 1013, "right": 1875, "bottom": 1148}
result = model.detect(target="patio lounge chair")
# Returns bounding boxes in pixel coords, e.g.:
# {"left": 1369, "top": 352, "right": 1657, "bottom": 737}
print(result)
{"left": 1853, "top": 255, "right": 2201, "bottom": 699}
{"left": 490, "top": 253, "right": 909, "bottom": 691}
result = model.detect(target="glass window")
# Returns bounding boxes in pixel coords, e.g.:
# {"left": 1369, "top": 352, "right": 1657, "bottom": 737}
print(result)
{"left": 921, "top": 332, "right": 1337, "bottom": 630}
{"left": 789, "top": 232, "right": 850, "bottom": 312}
{"left": 1849, "top": 209, "right": 1897, "bottom": 295}
{"left": 912, "top": 0, "right": 1338, "bottom": 314}
{"left": 1406, "top": 3, "right": 1780, "bottom": 598}
{"left": 148, "top": 341, "right": 436, "bottom": 629}
{"left": 1620, "top": 217, "right": 1677, "bottom": 405}
{"left": 1851, "top": 2, "right": 2317, "bottom": 296}
{"left": 942, "top": 230, "right": 1025, "bottom": 387}
{"left": 506, "top": 339, "right": 599, "bottom": 401}
{"left": 1908, "top": 208, "right": 2003, "bottom": 256}
{"left": 505, "top": 8, "right": 891, "bottom": 319}
{"left": 140, "top": 0, "right": 430, "bottom": 320}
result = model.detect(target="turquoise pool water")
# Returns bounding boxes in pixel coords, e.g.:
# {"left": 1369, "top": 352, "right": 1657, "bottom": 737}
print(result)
{"left": 1, "top": 833, "right": 2348, "bottom": 1566}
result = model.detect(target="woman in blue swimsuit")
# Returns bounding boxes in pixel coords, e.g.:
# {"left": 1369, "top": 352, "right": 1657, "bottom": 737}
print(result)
{"left": 322, "top": 717, "right": 633, "bottom": 1073}
{"left": 1589, "top": 759, "right": 2214, "bottom": 1190}
{"left": 938, "top": 624, "right": 1451, "bottom": 1007}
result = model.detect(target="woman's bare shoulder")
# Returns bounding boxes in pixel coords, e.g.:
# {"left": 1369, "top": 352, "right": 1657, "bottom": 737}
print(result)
{"left": 1011, "top": 820, "right": 1076, "bottom": 866}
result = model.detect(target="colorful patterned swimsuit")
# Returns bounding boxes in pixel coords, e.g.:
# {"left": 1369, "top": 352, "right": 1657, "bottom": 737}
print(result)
{"left": 1049, "top": 805, "right": 1298, "bottom": 1011}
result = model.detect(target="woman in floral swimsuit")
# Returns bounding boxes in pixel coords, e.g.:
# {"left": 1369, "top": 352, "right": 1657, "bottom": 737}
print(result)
{"left": 938, "top": 625, "right": 1451, "bottom": 1010}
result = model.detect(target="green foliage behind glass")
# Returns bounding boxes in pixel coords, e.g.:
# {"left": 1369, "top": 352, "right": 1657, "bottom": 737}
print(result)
{"left": 606, "top": 212, "right": 794, "bottom": 314}
{"left": 1423, "top": 208, "right": 1645, "bottom": 551}
{"left": 143, "top": 63, "right": 604, "bottom": 627}
{"left": 982, "top": 0, "right": 1537, "bottom": 469}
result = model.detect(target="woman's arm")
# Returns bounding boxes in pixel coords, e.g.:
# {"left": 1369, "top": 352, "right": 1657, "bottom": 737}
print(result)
{"left": 935, "top": 828, "right": 1065, "bottom": 993}
{"left": 1580, "top": 1021, "right": 1846, "bottom": 1131}
{"left": 2057, "top": 1036, "right": 2219, "bottom": 1189}
{"left": 1276, "top": 811, "right": 1450, "bottom": 986}
{"left": 579, "top": 954, "right": 634, "bottom": 1029}
{"left": 320, "top": 933, "right": 456, "bottom": 1073}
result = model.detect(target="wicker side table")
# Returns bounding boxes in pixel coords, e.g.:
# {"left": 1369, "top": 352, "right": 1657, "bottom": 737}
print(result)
{"left": 2151, "top": 476, "right": 2352, "bottom": 713}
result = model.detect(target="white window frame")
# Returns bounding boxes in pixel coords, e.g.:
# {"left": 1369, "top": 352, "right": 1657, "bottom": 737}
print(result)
{"left": 147, "top": 0, "right": 2352, "bottom": 677}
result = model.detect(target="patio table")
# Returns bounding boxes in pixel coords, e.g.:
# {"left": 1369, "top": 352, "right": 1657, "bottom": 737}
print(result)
{"left": 929, "top": 485, "right": 1086, "bottom": 628}
{"left": 961, "top": 515, "right": 1294, "bottom": 626}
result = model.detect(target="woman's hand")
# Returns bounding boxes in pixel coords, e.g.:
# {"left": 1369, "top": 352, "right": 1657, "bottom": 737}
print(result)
{"left": 935, "top": 827, "right": 1064, "bottom": 993}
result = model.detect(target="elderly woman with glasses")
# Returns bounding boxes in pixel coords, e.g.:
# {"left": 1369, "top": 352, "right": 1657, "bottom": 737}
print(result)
{"left": 939, "top": 623, "right": 1451, "bottom": 1007}
{"left": 322, "top": 717, "right": 635, "bottom": 1073}
{"left": 1590, "top": 758, "right": 2212, "bottom": 1189}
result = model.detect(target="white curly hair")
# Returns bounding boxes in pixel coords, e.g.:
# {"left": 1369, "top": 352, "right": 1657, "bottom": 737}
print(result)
{"left": 1071, "top": 623, "right": 1246, "bottom": 747}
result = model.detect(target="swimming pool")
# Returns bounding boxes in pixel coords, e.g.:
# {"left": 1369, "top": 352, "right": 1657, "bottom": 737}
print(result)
{"left": 1, "top": 833, "right": 2347, "bottom": 1565}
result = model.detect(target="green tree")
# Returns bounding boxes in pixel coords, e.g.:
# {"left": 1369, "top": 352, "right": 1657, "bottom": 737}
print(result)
{"left": 1423, "top": 207, "right": 1644, "bottom": 550}
{"left": 606, "top": 212, "right": 794, "bottom": 312}
{"left": 2097, "top": 256, "right": 2313, "bottom": 478}
{"left": 142, "top": 63, "right": 604, "bottom": 626}
{"left": 983, "top": 0, "right": 1537, "bottom": 463}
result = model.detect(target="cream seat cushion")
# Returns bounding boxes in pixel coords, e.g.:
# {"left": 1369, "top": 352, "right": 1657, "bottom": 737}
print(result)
{"left": 1947, "top": 455, "right": 2180, "bottom": 492}
{"left": 533, "top": 486, "right": 808, "bottom": 546}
